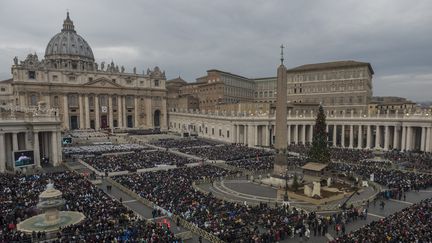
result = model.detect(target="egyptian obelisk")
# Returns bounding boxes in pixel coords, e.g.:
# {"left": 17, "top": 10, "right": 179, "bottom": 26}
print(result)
{"left": 273, "top": 45, "right": 288, "bottom": 176}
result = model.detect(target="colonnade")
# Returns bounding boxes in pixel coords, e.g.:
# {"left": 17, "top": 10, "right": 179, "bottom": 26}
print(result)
{"left": 169, "top": 111, "right": 432, "bottom": 152}
{"left": 0, "top": 130, "right": 61, "bottom": 172}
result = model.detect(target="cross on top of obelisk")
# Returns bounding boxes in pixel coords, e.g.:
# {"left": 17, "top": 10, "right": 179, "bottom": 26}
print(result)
{"left": 280, "top": 44, "right": 284, "bottom": 65}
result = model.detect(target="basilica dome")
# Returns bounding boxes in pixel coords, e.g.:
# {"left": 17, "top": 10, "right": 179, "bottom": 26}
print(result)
{"left": 45, "top": 12, "right": 94, "bottom": 61}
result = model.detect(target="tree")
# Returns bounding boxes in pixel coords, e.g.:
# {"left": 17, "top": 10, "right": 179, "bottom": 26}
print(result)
{"left": 308, "top": 105, "right": 331, "bottom": 163}
{"left": 292, "top": 173, "right": 300, "bottom": 191}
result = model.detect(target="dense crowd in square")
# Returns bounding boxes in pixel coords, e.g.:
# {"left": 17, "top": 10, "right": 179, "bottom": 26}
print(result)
{"left": 63, "top": 144, "right": 149, "bottom": 157}
{"left": 0, "top": 171, "right": 180, "bottom": 242}
{"left": 83, "top": 150, "right": 193, "bottom": 172}
{"left": 150, "top": 138, "right": 221, "bottom": 149}
{"left": 384, "top": 150, "right": 432, "bottom": 172}
{"left": 179, "top": 144, "right": 274, "bottom": 161}
{"left": 227, "top": 156, "right": 309, "bottom": 171}
{"left": 113, "top": 165, "right": 372, "bottom": 242}
{"left": 331, "top": 198, "right": 432, "bottom": 242}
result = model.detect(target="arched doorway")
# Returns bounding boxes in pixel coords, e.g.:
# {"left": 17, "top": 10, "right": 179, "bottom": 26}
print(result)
{"left": 154, "top": 110, "right": 161, "bottom": 127}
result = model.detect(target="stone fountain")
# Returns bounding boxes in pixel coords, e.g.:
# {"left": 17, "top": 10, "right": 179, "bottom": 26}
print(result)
{"left": 17, "top": 181, "right": 85, "bottom": 233}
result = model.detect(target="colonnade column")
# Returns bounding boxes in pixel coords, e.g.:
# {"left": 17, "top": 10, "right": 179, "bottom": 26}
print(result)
{"left": 301, "top": 124, "right": 306, "bottom": 145}
{"left": 63, "top": 95, "right": 69, "bottom": 130}
{"left": 51, "top": 131, "right": 59, "bottom": 166}
{"left": 341, "top": 125, "right": 345, "bottom": 148}
{"left": 287, "top": 125, "right": 291, "bottom": 146}
{"left": 357, "top": 125, "right": 362, "bottom": 149}
{"left": 384, "top": 126, "right": 390, "bottom": 150}
{"left": 366, "top": 125, "right": 371, "bottom": 149}
{"left": 294, "top": 124, "right": 299, "bottom": 145}
{"left": 33, "top": 132, "right": 40, "bottom": 167}
{"left": 134, "top": 96, "right": 139, "bottom": 128}
{"left": 375, "top": 125, "right": 381, "bottom": 149}
{"left": 117, "top": 95, "right": 123, "bottom": 128}
{"left": 264, "top": 125, "right": 270, "bottom": 146}
{"left": 0, "top": 133, "right": 5, "bottom": 172}
{"left": 426, "top": 127, "right": 432, "bottom": 152}
{"left": 12, "top": 132, "right": 18, "bottom": 152}
{"left": 332, "top": 124, "right": 337, "bottom": 147}
{"left": 393, "top": 126, "right": 400, "bottom": 150}
{"left": 309, "top": 125, "right": 313, "bottom": 144}
{"left": 236, "top": 125, "right": 241, "bottom": 144}
{"left": 95, "top": 95, "right": 100, "bottom": 130}
{"left": 401, "top": 126, "right": 407, "bottom": 151}
{"left": 79, "top": 94, "right": 84, "bottom": 129}
{"left": 420, "top": 127, "right": 426, "bottom": 151}
{"left": 349, "top": 125, "right": 354, "bottom": 148}
{"left": 254, "top": 125, "right": 259, "bottom": 146}
{"left": 84, "top": 94, "right": 90, "bottom": 129}
{"left": 406, "top": 126, "right": 412, "bottom": 151}
{"left": 108, "top": 96, "right": 113, "bottom": 129}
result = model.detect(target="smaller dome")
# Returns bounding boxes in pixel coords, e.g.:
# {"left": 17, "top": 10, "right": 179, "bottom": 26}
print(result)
{"left": 45, "top": 12, "right": 94, "bottom": 61}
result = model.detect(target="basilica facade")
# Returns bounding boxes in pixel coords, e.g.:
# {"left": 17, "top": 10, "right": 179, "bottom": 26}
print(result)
{"left": 0, "top": 13, "right": 167, "bottom": 131}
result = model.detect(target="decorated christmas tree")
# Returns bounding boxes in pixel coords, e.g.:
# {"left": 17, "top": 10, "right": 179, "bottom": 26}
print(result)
{"left": 308, "top": 105, "right": 331, "bottom": 163}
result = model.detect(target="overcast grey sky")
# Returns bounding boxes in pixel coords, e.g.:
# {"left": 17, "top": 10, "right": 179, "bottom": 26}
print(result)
{"left": 0, "top": 0, "right": 431, "bottom": 101}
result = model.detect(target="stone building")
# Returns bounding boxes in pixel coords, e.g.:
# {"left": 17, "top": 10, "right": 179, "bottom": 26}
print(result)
{"left": 0, "top": 104, "right": 62, "bottom": 172}
{"left": 178, "top": 69, "right": 255, "bottom": 111}
{"left": 0, "top": 13, "right": 167, "bottom": 131}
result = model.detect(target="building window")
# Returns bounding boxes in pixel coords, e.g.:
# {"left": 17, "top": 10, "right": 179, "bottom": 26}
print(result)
{"left": 30, "top": 94, "right": 37, "bottom": 106}
{"left": 54, "top": 96, "right": 59, "bottom": 107}
{"left": 69, "top": 76, "right": 76, "bottom": 81}
{"left": 28, "top": 71, "right": 36, "bottom": 79}
{"left": 88, "top": 77, "right": 93, "bottom": 82}
{"left": 219, "top": 129, "right": 222, "bottom": 136}
{"left": 212, "top": 128, "right": 214, "bottom": 135}
{"left": 52, "top": 75, "right": 58, "bottom": 81}
{"left": 0, "top": 88, "right": 5, "bottom": 92}
{"left": 227, "top": 131, "right": 230, "bottom": 138}
{"left": 154, "top": 80, "right": 159, "bottom": 87}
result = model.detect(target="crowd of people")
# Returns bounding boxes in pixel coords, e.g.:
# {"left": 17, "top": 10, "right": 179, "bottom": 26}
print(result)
{"left": 331, "top": 198, "right": 432, "bottom": 242}
{"left": 179, "top": 144, "right": 274, "bottom": 161}
{"left": 150, "top": 138, "right": 220, "bottom": 149}
{"left": 384, "top": 150, "right": 432, "bottom": 172}
{"left": 0, "top": 171, "right": 180, "bottom": 242}
{"left": 68, "top": 129, "right": 108, "bottom": 138}
{"left": 114, "top": 165, "right": 373, "bottom": 242}
{"left": 83, "top": 150, "right": 193, "bottom": 172}
{"left": 286, "top": 145, "right": 375, "bottom": 163}
{"left": 63, "top": 144, "right": 150, "bottom": 158}
{"left": 329, "top": 162, "right": 432, "bottom": 192}
{"left": 227, "top": 156, "right": 309, "bottom": 172}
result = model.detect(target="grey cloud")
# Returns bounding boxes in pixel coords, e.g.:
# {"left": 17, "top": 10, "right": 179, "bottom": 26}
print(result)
{"left": 0, "top": 0, "right": 431, "bottom": 101}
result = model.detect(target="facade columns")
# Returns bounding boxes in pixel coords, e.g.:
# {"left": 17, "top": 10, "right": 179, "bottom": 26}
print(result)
{"left": 63, "top": 95, "right": 69, "bottom": 130}
{"left": 95, "top": 95, "right": 100, "bottom": 130}
{"left": 375, "top": 125, "right": 381, "bottom": 149}
{"left": 134, "top": 96, "right": 139, "bottom": 128}
{"left": 349, "top": 125, "right": 354, "bottom": 148}
{"left": 420, "top": 127, "right": 426, "bottom": 151}
{"left": 236, "top": 125, "right": 241, "bottom": 144}
{"left": 145, "top": 97, "right": 152, "bottom": 128}
{"left": 33, "top": 132, "right": 40, "bottom": 167}
{"left": 117, "top": 96, "right": 123, "bottom": 128}
{"left": 108, "top": 96, "right": 113, "bottom": 129}
{"left": 366, "top": 125, "right": 371, "bottom": 149}
{"left": 122, "top": 96, "right": 127, "bottom": 127}
{"left": 332, "top": 124, "right": 337, "bottom": 147}
{"left": 357, "top": 125, "right": 362, "bottom": 149}
{"left": 384, "top": 126, "right": 390, "bottom": 150}
{"left": 401, "top": 126, "right": 407, "bottom": 151}
{"left": 0, "top": 133, "right": 5, "bottom": 172}
{"left": 79, "top": 94, "right": 84, "bottom": 129}
{"left": 294, "top": 124, "right": 299, "bottom": 145}
{"left": 84, "top": 94, "right": 90, "bottom": 128}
